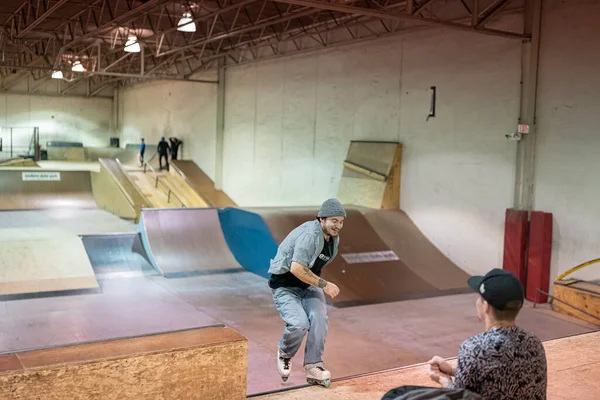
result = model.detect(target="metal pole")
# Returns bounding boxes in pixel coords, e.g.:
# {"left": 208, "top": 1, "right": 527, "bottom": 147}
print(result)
{"left": 10, "top": 128, "right": 12, "bottom": 158}
{"left": 513, "top": 0, "right": 542, "bottom": 210}
{"left": 214, "top": 57, "right": 226, "bottom": 190}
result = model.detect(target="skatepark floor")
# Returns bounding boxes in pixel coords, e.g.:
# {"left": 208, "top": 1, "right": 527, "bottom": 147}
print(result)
{"left": 1, "top": 209, "right": 598, "bottom": 397}
{"left": 1, "top": 259, "right": 597, "bottom": 395}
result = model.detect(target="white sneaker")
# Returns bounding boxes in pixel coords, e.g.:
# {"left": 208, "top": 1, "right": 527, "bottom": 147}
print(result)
{"left": 306, "top": 366, "right": 331, "bottom": 387}
{"left": 277, "top": 349, "right": 291, "bottom": 381}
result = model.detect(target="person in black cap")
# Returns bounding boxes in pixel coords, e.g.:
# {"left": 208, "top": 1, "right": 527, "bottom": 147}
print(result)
{"left": 427, "top": 268, "right": 547, "bottom": 400}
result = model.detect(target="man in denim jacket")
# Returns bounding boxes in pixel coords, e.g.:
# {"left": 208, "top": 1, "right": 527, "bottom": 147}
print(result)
{"left": 268, "top": 198, "right": 346, "bottom": 385}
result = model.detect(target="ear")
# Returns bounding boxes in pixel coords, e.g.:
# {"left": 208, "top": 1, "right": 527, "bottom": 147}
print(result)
{"left": 482, "top": 300, "right": 491, "bottom": 313}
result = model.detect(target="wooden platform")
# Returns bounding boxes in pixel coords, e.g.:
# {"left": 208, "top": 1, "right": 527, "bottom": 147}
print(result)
{"left": 0, "top": 326, "right": 248, "bottom": 400}
{"left": 0, "top": 227, "right": 99, "bottom": 297}
{"left": 553, "top": 280, "right": 600, "bottom": 326}
{"left": 252, "top": 330, "right": 600, "bottom": 400}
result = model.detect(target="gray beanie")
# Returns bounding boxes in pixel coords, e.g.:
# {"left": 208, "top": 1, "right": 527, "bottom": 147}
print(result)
{"left": 318, "top": 198, "right": 346, "bottom": 218}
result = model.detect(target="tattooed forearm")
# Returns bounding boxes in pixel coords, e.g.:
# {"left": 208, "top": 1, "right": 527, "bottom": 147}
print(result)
{"left": 289, "top": 262, "right": 328, "bottom": 288}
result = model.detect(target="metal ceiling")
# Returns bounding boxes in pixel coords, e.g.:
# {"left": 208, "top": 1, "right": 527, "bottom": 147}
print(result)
{"left": 0, "top": 0, "right": 528, "bottom": 97}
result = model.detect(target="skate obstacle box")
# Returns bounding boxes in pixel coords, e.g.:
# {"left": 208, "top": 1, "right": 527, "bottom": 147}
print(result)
{"left": 336, "top": 140, "right": 402, "bottom": 209}
{"left": 552, "top": 279, "right": 600, "bottom": 326}
{"left": 0, "top": 326, "right": 248, "bottom": 399}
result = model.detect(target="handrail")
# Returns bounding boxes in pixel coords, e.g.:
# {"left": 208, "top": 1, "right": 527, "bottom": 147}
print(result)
{"left": 555, "top": 258, "right": 600, "bottom": 282}
{"left": 142, "top": 161, "right": 185, "bottom": 208}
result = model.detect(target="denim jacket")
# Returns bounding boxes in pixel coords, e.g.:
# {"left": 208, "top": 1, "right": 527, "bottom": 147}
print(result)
{"left": 268, "top": 219, "right": 339, "bottom": 275}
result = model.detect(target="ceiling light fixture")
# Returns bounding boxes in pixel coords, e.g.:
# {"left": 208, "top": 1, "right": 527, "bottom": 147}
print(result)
{"left": 71, "top": 61, "right": 85, "bottom": 72}
{"left": 177, "top": 12, "right": 196, "bottom": 32}
{"left": 124, "top": 35, "right": 141, "bottom": 52}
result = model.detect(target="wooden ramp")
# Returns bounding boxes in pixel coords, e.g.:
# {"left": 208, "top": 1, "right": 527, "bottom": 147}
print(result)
{"left": 0, "top": 326, "right": 248, "bottom": 400}
{"left": 0, "top": 158, "right": 39, "bottom": 167}
{"left": 91, "top": 158, "right": 151, "bottom": 221}
{"left": 361, "top": 208, "right": 471, "bottom": 291}
{"left": 255, "top": 207, "right": 470, "bottom": 307}
{"left": 0, "top": 169, "right": 96, "bottom": 210}
{"left": 252, "top": 331, "right": 600, "bottom": 400}
{"left": 0, "top": 227, "right": 99, "bottom": 298}
{"left": 137, "top": 208, "right": 242, "bottom": 277}
{"left": 171, "top": 160, "right": 237, "bottom": 208}
{"left": 126, "top": 162, "right": 208, "bottom": 209}
{"left": 336, "top": 141, "right": 402, "bottom": 210}
{"left": 553, "top": 279, "right": 600, "bottom": 326}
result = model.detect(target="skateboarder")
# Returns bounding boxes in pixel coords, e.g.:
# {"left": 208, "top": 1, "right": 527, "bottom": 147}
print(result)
{"left": 139, "top": 138, "right": 145, "bottom": 166}
{"left": 157, "top": 137, "right": 170, "bottom": 171}
{"left": 268, "top": 198, "right": 346, "bottom": 388}
{"left": 169, "top": 137, "right": 182, "bottom": 160}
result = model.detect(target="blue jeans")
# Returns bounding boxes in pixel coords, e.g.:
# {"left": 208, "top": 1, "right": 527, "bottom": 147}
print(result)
{"left": 272, "top": 286, "right": 329, "bottom": 369}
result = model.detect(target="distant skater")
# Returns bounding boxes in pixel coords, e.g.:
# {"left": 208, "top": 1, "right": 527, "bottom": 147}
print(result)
{"left": 139, "top": 138, "right": 145, "bottom": 166}
{"left": 157, "top": 137, "right": 170, "bottom": 171}
{"left": 268, "top": 198, "right": 346, "bottom": 388}
{"left": 169, "top": 137, "right": 182, "bottom": 160}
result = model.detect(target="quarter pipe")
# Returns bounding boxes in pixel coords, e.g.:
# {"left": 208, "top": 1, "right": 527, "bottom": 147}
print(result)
{"left": 136, "top": 208, "right": 243, "bottom": 278}
{"left": 255, "top": 207, "right": 466, "bottom": 307}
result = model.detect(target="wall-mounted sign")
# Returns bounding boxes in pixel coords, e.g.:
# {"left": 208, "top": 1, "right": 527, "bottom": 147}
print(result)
{"left": 22, "top": 171, "right": 61, "bottom": 181}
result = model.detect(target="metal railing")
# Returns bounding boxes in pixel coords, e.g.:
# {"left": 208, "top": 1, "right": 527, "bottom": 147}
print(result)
{"left": 142, "top": 161, "right": 185, "bottom": 208}
{"left": 533, "top": 288, "right": 600, "bottom": 324}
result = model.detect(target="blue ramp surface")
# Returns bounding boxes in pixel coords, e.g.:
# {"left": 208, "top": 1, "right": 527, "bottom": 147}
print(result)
{"left": 218, "top": 208, "right": 278, "bottom": 279}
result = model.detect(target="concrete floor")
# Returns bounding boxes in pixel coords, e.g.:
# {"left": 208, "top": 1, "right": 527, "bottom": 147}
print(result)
{"left": 1, "top": 209, "right": 598, "bottom": 396}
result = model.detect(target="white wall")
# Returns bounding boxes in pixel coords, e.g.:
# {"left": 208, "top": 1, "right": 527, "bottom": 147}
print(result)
{"left": 119, "top": 79, "right": 218, "bottom": 179}
{"left": 0, "top": 92, "right": 113, "bottom": 156}
{"left": 534, "top": 0, "right": 600, "bottom": 281}
{"left": 223, "top": 22, "right": 522, "bottom": 276}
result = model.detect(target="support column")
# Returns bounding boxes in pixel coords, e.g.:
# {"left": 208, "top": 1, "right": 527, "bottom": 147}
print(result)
{"left": 215, "top": 57, "right": 226, "bottom": 190}
{"left": 513, "top": 0, "right": 542, "bottom": 211}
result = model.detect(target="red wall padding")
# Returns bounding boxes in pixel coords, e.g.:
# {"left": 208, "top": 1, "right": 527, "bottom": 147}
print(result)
{"left": 503, "top": 209, "right": 529, "bottom": 286}
{"left": 526, "top": 211, "right": 553, "bottom": 303}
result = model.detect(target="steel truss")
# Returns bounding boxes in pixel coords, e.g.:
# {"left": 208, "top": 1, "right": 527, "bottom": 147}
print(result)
{"left": 0, "top": 0, "right": 528, "bottom": 97}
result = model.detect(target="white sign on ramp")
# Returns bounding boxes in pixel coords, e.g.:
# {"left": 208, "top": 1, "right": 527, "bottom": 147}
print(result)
{"left": 341, "top": 250, "right": 399, "bottom": 264}
{"left": 22, "top": 171, "right": 61, "bottom": 181}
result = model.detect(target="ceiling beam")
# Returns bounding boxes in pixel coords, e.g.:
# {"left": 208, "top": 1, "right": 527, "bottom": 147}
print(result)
{"left": 270, "top": 0, "right": 529, "bottom": 39}
{"left": 16, "top": 0, "right": 70, "bottom": 38}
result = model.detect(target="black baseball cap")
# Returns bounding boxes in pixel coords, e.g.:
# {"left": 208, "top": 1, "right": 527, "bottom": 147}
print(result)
{"left": 467, "top": 269, "right": 525, "bottom": 311}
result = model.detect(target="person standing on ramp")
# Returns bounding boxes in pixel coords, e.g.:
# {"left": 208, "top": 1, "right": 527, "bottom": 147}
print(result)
{"left": 157, "top": 137, "right": 171, "bottom": 171}
{"left": 268, "top": 198, "right": 345, "bottom": 388}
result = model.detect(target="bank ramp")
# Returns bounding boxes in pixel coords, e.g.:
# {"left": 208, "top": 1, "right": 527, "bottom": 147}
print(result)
{"left": 136, "top": 208, "right": 242, "bottom": 278}
{"left": 171, "top": 160, "right": 236, "bottom": 208}
{"left": 91, "top": 158, "right": 151, "bottom": 221}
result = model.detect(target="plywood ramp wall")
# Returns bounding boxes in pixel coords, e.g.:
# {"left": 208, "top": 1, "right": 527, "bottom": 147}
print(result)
{"left": 337, "top": 141, "right": 402, "bottom": 210}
